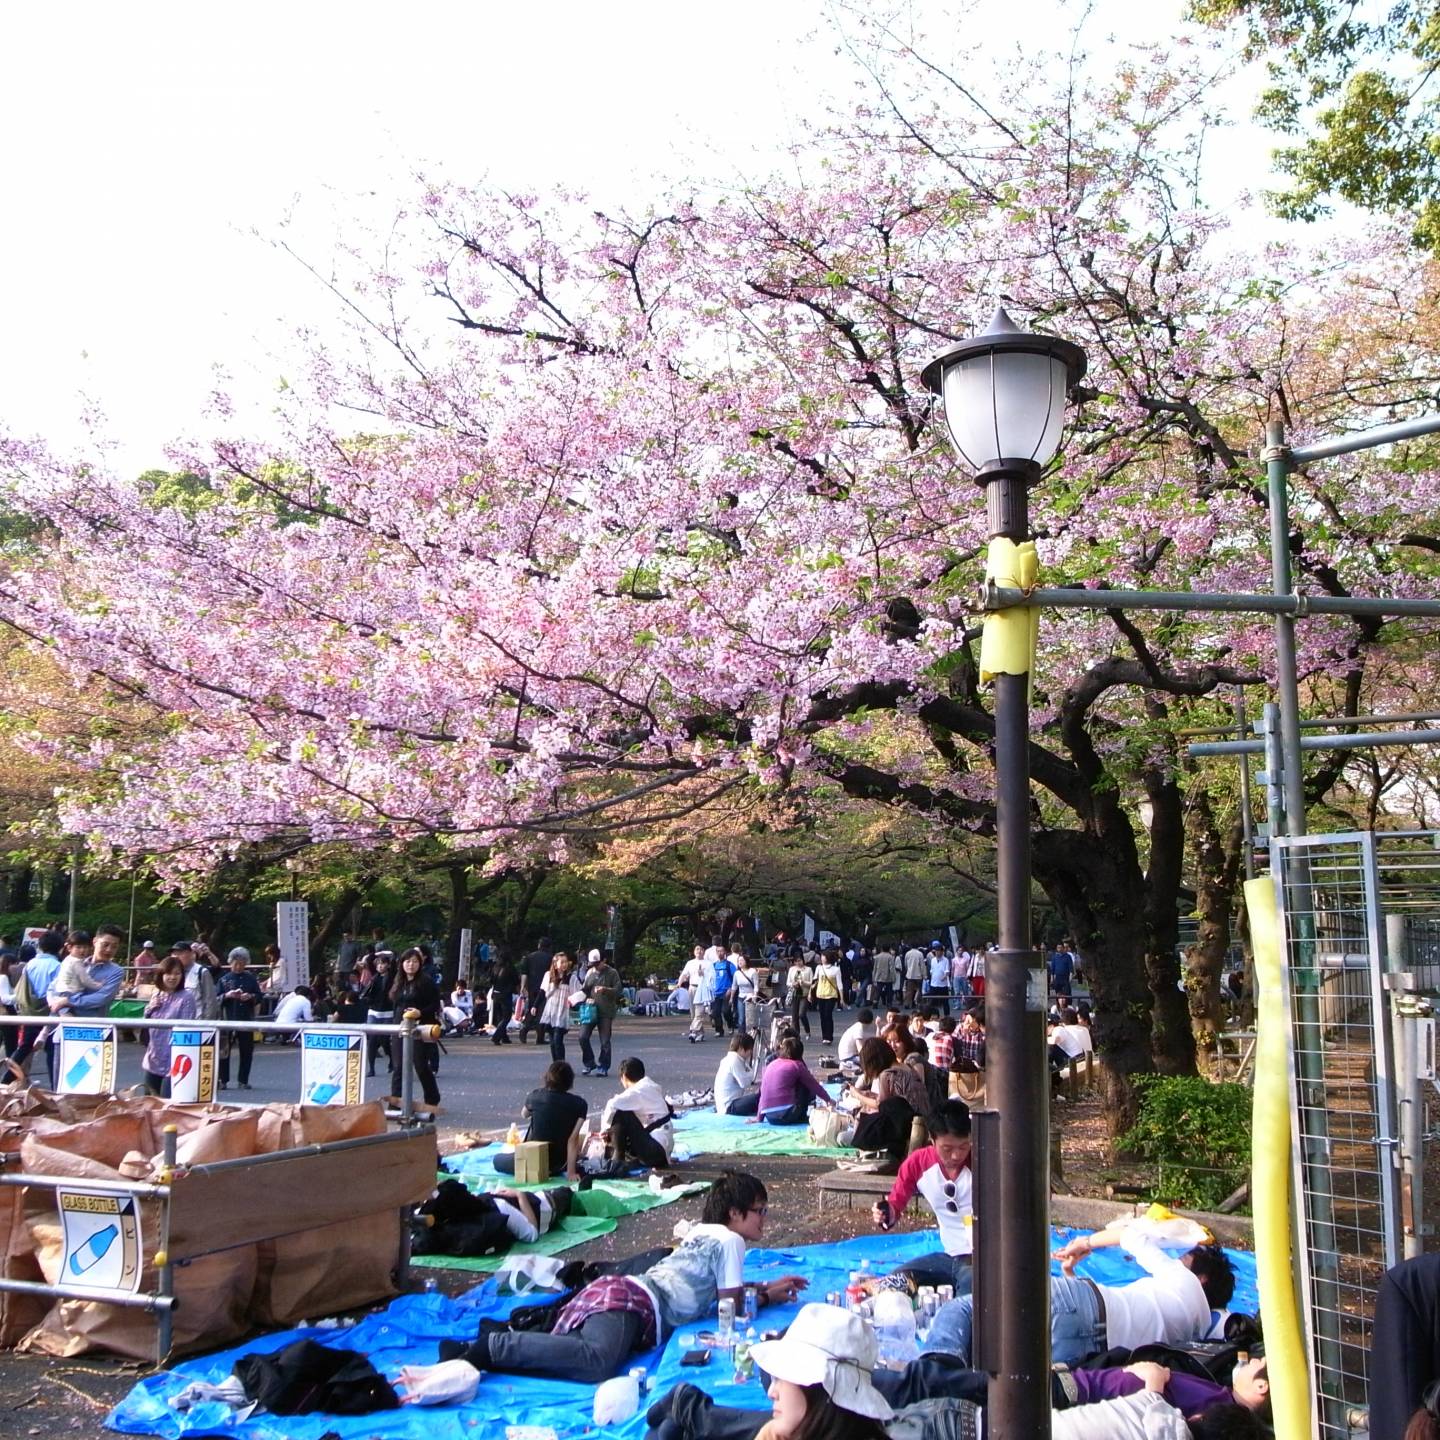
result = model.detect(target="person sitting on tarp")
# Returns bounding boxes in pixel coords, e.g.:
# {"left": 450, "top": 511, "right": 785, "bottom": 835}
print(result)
{"left": 494, "top": 1059, "right": 588, "bottom": 1181}
{"left": 600, "top": 1056, "right": 675, "bottom": 1171}
{"left": 753, "top": 1035, "right": 832, "bottom": 1125}
{"left": 411, "top": 1177, "right": 573, "bottom": 1257}
{"left": 641, "top": 1304, "right": 1247, "bottom": 1440}
{"left": 398, "top": 1171, "right": 809, "bottom": 1396}
{"left": 843, "top": 1037, "right": 930, "bottom": 1166}
{"left": 924, "top": 1216, "right": 1236, "bottom": 1366}
{"left": 867, "top": 1100, "right": 974, "bottom": 1294}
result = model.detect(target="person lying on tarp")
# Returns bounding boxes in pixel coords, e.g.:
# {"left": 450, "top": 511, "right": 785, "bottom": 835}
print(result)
{"left": 640, "top": 1303, "right": 1260, "bottom": 1440}
{"left": 923, "top": 1220, "right": 1237, "bottom": 1366}
{"left": 411, "top": 1178, "right": 573, "bottom": 1258}
{"left": 396, "top": 1171, "right": 809, "bottom": 1399}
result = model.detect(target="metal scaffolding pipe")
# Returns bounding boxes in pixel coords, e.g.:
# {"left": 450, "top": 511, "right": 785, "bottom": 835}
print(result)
{"left": 984, "top": 585, "right": 1440, "bottom": 620}
{"left": 1288, "top": 412, "right": 1440, "bottom": 463}
{"left": 1189, "top": 729, "right": 1440, "bottom": 758}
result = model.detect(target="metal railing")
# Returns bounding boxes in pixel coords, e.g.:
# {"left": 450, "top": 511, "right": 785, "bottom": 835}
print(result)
{"left": 0, "top": 1013, "right": 435, "bottom": 1125}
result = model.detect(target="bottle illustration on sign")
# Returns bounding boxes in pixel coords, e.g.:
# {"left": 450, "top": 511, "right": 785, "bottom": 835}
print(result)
{"left": 69, "top": 1224, "right": 118, "bottom": 1277}
{"left": 170, "top": 1054, "right": 193, "bottom": 1082}
{"left": 64, "top": 1050, "right": 94, "bottom": 1090}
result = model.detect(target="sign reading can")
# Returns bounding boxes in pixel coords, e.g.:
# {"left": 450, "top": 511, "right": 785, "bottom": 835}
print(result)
{"left": 56, "top": 1023, "right": 117, "bottom": 1095}
{"left": 299, "top": 1028, "right": 365, "bottom": 1106}
{"left": 58, "top": 1189, "right": 143, "bottom": 1292}
{"left": 168, "top": 1028, "right": 219, "bottom": 1103}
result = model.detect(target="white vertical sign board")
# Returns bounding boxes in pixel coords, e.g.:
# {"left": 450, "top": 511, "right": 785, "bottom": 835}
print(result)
{"left": 169, "top": 1028, "right": 219, "bottom": 1103}
{"left": 803, "top": 913, "right": 817, "bottom": 944}
{"left": 949, "top": 926, "right": 961, "bottom": 953}
{"left": 300, "top": 1029, "right": 365, "bottom": 1106}
{"left": 57, "top": 1023, "right": 117, "bottom": 1095}
{"left": 275, "top": 902, "right": 311, "bottom": 991}
{"left": 59, "top": 1190, "right": 142, "bottom": 1292}
{"left": 458, "top": 927, "right": 473, "bottom": 984}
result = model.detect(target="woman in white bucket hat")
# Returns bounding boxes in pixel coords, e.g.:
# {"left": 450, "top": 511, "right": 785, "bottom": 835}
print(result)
{"left": 751, "top": 1303, "right": 892, "bottom": 1439}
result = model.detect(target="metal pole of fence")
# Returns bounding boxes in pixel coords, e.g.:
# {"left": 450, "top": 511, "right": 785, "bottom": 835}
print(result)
{"left": 400, "top": 1013, "right": 416, "bottom": 1124}
{"left": 1236, "top": 688, "right": 1256, "bottom": 883}
{"left": 156, "top": 1124, "right": 178, "bottom": 1360}
{"left": 1266, "top": 420, "right": 1345, "bottom": 1431}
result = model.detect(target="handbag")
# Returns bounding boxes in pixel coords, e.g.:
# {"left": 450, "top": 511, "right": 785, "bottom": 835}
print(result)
{"left": 494, "top": 1253, "right": 568, "bottom": 1295}
{"left": 575, "top": 1001, "right": 598, "bottom": 1026}
{"left": 808, "top": 1108, "right": 847, "bottom": 1147}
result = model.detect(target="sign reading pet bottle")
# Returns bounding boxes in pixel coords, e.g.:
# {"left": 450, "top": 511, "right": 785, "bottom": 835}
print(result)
{"left": 56, "top": 1023, "right": 118, "bottom": 1095}
{"left": 58, "top": 1189, "right": 143, "bottom": 1292}
{"left": 300, "top": 1028, "right": 365, "bottom": 1106}
{"left": 168, "top": 1028, "right": 219, "bottom": 1103}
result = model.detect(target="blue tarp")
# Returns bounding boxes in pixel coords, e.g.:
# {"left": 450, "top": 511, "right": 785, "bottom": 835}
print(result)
{"left": 107, "top": 1228, "right": 1257, "bottom": 1440}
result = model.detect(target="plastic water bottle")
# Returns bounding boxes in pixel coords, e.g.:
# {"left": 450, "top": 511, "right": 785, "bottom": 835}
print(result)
{"left": 505, "top": 1122, "right": 521, "bottom": 1146}
{"left": 871, "top": 1290, "right": 918, "bottom": 1368}
{"left": 732, "top": 1330, "right": 755, "bottom": 1384}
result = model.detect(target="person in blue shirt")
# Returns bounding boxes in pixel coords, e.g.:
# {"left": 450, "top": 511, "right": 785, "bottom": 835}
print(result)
{"left": 706, "top": 939, "right": 737, "bottom": 1036}
{"left": 1047, "top": 945, "right": 1076, "bottom": 999}
{"left": 52, "top": 925, "right": 127, "bottom": 1087}
{"left": 6, "top": 931, "right": 63, "bottom": 1081}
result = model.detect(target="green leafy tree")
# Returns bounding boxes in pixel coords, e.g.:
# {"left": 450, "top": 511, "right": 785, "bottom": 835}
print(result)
{"left": 1194, "top": 0, "right": 1440, "bottom": 244}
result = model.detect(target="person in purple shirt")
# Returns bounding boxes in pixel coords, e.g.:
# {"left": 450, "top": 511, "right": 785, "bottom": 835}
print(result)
{"left": 753, "top": 1035, "right": 832, "bottom": 1125}
{"left": 1061, "top": 1355, "right": 1270, "bottom": 1422}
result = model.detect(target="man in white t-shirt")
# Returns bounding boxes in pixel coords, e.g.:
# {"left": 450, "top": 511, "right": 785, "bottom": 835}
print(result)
{"left": 273, "top": 985, "right": 314, "bottom": 1037}
{"left": 925, "top": 1217, "right": 1235, "bottom": 1366}
{"left": 837, "top": 1008, "right": 876, "bottom": 1071}
{"left": 871, "top": 1100, "right": 975, "bottom": 1292}
{"left": 601, "top": 1057, "right": 675, "bottom": 1168}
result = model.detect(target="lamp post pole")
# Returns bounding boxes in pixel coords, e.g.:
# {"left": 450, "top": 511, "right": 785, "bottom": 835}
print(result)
{"left": 984, "top": 464, "right": 1052, "bottom": 1439}
{"left": 921, "top": 308, "right": 1087, "bottom": 1439}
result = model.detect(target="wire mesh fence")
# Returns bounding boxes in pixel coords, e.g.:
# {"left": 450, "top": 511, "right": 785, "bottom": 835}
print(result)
{"left": 1273, "top": 831, "right": 1405, "bottom": 1439}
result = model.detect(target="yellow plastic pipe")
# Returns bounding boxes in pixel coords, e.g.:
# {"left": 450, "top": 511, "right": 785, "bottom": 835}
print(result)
{"left": 1244, "top": 876, "right": 1313, "bottom": 1439}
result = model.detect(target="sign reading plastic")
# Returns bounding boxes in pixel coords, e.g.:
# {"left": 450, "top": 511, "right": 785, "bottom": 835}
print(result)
{"left": 56, "top": 1024, "right": 117, "bottom": 1095}
{"left": 168, "top": 1029, "right": 219, "bottom": 1103}
{"left": 300, "top": 1028, "right": 365, "bottom": 1106}
{"left": 58, "top": 1189, "right": 142, "bottom": 1292}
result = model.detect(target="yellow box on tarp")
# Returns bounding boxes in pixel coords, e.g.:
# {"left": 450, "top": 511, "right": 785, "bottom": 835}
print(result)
{"left": 513, "top": 1140, "right": 550, "bottom": 1184}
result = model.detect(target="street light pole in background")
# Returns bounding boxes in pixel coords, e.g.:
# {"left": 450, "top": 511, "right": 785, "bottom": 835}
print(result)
{"left": 922, "top": 308, "right": 1087, "bottom": 1438}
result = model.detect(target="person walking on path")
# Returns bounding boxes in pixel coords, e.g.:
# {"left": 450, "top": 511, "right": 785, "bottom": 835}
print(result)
{"left": 707, "top": 941, "right": 737, "bottom": 1036}
{"left": 390, "top": 947, "right": 442, "bottom": 1111}
{"left": 579, "top": 950, "right": 623, "bottom": 1076}
{"left": 489, "top": 948, "right": 520, "bottom": 1044}
{"left": 785, "top": 949, "right": 813, "bottom": 1038}
{"left": 518, "top": 938, "right": 554, "bottom": 1045}
{"left": 812, "top": 949, "right": 844, "bottom": 1045}
{"left": 540, "top": 952, "right": 582, "bottom": 1063}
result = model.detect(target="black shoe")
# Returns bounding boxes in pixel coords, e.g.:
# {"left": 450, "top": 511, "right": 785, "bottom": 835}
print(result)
{"left": 438, "top": 1338, "right": 469, "bottom": 1363}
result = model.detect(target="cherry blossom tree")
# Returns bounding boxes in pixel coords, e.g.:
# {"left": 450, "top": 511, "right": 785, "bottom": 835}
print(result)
{"left": 3, "top": 36, "right": 1437, "bottom": 1115}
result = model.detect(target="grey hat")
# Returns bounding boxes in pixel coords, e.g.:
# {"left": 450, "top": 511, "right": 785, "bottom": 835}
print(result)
{"left": 227, "top": 946, "right": 251, "bottom": 963}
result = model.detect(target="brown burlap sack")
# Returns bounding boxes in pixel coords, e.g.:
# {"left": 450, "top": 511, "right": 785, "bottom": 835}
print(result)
{"left": 251, "top": 1101, "right": 395, "bottom": 1326}
{"left": 18, "top": 1100, "right": 262, "bottom": 1358}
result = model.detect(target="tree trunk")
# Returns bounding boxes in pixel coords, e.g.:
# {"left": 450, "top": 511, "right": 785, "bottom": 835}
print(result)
{"left": 1184, "top": 794, "right": 1244, "bottom": 1060}
{"left": 1142, "top": 769, "right": 1197, "bottom": 1077}
{"left": 310, "top": 881, "right": 369, "bottom": 979}
{"left": 442, "top": 864, "right": 473, "bottom": 991}
{"left": 44, "top": 865, "right": 69, "bottom": 916}
{"left": 6, "top": 866, "right": 33, "bottom": 912}
{"left": 1034, "top": 824, "right": 1155, "bottom": 1138}
{"left": 502, "top": 869, "right": 550, "bottom": 952}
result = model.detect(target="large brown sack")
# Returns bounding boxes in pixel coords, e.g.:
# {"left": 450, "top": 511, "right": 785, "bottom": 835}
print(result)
{"left": 18, "top": 1102, "right": 261, "bottom": 1359}
{"left": 251, "top": 1101, "right": 395, "bottom": 1326}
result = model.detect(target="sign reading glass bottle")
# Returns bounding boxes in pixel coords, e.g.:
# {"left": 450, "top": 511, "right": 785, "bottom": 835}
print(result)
{"left": 56, "top": 1024, "right": 118, "bottom": 1095}
{"left": 168, "top": 1029, "right": 219, "bottom": 1103}
{"left": 58, "top": 1189, "right": 143, "bottom": 1292}
{"left": 300, "top": 1029, "right": 365, "bottom": 1106}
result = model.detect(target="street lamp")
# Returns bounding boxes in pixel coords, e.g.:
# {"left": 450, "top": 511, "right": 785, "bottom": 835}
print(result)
{"left": 921, "top": 305, "right": 1087, "bottom": 1440}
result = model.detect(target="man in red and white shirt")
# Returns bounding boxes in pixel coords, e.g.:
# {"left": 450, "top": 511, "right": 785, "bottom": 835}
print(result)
{"left": 871, "top": 1100, "right": 974, "bottom": 1293}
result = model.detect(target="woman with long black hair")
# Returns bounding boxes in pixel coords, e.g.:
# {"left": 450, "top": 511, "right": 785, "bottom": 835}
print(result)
{"left": 389, "top": 946, "right": 441, "bottom": 1110}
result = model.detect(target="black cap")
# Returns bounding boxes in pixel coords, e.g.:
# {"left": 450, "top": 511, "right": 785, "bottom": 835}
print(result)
{"left": 168, "top": 941, "right": 195, "bottom": 954}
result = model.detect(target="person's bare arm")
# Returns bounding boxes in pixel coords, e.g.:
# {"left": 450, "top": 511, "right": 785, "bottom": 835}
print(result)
{"left": 566, "top": 1117, "right": 584, "bottom": 1181}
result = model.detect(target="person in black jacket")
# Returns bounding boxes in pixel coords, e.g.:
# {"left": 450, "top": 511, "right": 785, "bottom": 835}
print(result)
{"left": 362, "top": 953, "right": 395, "bottom": 1081}
{"left": 490, "top": 948, "right": 520, "bottom": 1045}
{"left": 390, "top": 947, "right": 441, "bottom": 1109}
{"left": 217, "top": 947, "right": 263, "bottom": 1089}
{"left": 517, "top": 937, "right": 554, "bottom": 1045}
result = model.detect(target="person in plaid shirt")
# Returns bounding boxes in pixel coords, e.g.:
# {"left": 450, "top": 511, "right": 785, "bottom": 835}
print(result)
{"left": 407, "top": 1171, "right": 808, "bottom": 1391}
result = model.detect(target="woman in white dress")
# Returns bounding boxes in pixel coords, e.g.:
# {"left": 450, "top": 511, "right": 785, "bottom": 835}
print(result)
{"left": 539, "top": 953, "right": 582, "bottom": 1063}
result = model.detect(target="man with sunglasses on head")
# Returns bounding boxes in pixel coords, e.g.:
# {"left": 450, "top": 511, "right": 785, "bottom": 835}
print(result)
{"left": 871, "top": 1100, "right": 974, "bottom": 1294}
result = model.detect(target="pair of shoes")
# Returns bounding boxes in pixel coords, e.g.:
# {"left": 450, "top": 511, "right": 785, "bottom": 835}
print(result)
{"left": 217, "top": 1081, "right": 228, "bottom": 1090}
{"left": 238, "top": 1083, "right": 252, "bottom": 1090}
{"left": 582, "top": 1067, "right": 596, "bottom": 1076}
{"left": 594, "top": 1069, "right": 609, "bottom": 1078}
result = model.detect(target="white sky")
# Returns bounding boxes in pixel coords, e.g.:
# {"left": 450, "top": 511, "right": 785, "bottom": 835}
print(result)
{"left": 0, "top": 0, "right": 1284, "bottom": 474}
